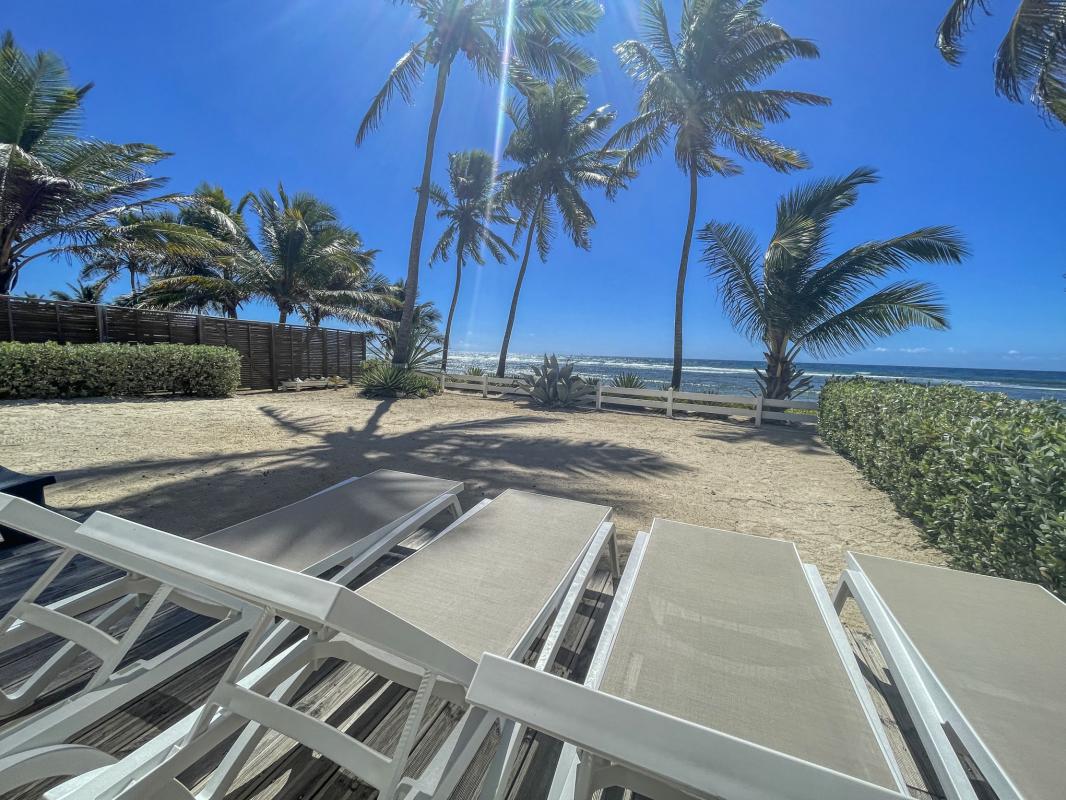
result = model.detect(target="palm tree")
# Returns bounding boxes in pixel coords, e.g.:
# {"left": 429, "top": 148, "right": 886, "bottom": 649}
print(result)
{"left": 369, "top": 280, "right": 445, "bottom": 371}
{"left": 610, "top": 0, "right": 830, "bottom": 389}
{"left": 0, "top": 31, "right": 195, "bottom": 294}
{"left": 937, "top": 1, "right": 1066, "bottom": 124}
{"left": 139, "top": 184, "right": 253, "bottom": 318}
{"left": 429, "top": 149, "right": 515, "bottom": 372}
{"left": 238, "top": 184, "right": 381, "bottom": 326}
{"left": 494, "top": 82, "right": 622, "bottom": 377}
{"left": 80, "top": 210, "right": 213, "bottom": 298}
{"left": 700, "top": 168, "right": 968, "bottom": 399}
{"left": 356, "top": 0, "right": 602, "bottom": 367}
{"left": 49, "top": 280, "right": 104, "bottom": 303}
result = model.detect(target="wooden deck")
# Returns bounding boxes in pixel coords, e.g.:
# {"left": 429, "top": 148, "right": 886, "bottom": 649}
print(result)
{"left": 1, "top": 532, "right": 949, "bottom": 800}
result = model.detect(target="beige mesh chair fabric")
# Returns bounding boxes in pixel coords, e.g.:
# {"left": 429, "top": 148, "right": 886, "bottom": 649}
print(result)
{"left": 358, "top": 488, "right": 612, "bottom": 660}
{"left": 598, "top": 519, "right": 901, "bottom": 791}
{"left": 852, "top": 554, "right": 1066, "bottom": 800}
{"left": 201, "top": 469, "right": 462, "bottom": 570}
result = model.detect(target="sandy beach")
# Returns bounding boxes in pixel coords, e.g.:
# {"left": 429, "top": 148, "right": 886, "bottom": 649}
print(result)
{"left": 0, "top": 390, "right": 941, "bottom": 586}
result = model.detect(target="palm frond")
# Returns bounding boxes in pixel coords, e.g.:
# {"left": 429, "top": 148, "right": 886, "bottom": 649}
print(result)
{"left": 937, "top": 0, "right": 992, "bottom": 65}
{"left": 800, "top": 281, "right": 949, "bottom": 357}
{"left": 699, "top": 220, "right": 765, "bottom": 341}
{"left": 356, "top": 40, "right": 427, "bottom": 145}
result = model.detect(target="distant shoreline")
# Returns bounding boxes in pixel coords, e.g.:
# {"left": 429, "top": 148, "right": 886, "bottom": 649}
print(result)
{"left": 449, "top": 352, "right": 1066, "bottom": 403}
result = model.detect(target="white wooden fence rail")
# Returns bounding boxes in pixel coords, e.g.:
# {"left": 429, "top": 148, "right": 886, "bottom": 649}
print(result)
{"left": 429, "top": 372, "right": 818, "bottom": 426}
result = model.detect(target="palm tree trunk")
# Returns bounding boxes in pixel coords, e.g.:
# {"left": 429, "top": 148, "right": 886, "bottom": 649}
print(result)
{"left": 393, "top": 61, "right": 451, "bottom": 367}
{"left": 129, "top": 263, "right": 137, "bottom": 296}
{"left": 669, "top": 169, "right": 703, "bottom": 392}
{"left": 671, "top": 167, "right": 700, "bottom": 390}
{"left": 441, "top": 259, "right": 462, "bottom": 374}
{"left": 278, "top": 308, "right": 288, "bottom": 325}
{"left": 762, "top": 334, "right": 790, "bottom": 400}
{"left": 496, "top": 207, "right": 540, "bottom": 378}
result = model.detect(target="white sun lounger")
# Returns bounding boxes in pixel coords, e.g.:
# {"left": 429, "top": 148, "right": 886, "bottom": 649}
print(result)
{"left": 468, "top": 519, "right": 911, "bottom": 800}
{"left": 0, "top": 469, "right": 463, "bottom": 791}
{"left": 45, "top": 488, "right": 617, "bottom": 800}
{"left": 835, "top": 552, "right": 1066, "bottom": 800}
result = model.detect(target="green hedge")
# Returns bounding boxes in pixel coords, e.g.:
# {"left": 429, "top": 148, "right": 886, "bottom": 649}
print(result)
{"left": 0, "top": 342, "right": 242, "bottom": 399}
{"left": 819, "top": 377, "right": 1066, "bottom": 596}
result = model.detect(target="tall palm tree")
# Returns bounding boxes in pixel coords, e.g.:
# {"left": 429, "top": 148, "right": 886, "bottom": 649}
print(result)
{"left": 238, "top": 184, "right": 381, "bottom": 326}
{"left": 429, "top": 149, "right": 515, "bottom": 372}
{"left": 700, "top": 168, "right": 968, "bottom": 399}
{"left": 494, "top": 82, "right": 622, "bottom": 377}
{"left": 937, "top": 1, "right": 1066, "bottom": 124}
{"left": 610, "top": 0, "right": 830, "bottom": 389}
{"left": 356, "top": 0, "right": 602, "bottom": 367}
{"left": 0, "top": 31, "right": 197, "bottom": 294}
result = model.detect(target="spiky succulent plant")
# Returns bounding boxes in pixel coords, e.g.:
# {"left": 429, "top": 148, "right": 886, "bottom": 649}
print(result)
{"left": 521, "top": 354, "right": 594, "bottom": 408}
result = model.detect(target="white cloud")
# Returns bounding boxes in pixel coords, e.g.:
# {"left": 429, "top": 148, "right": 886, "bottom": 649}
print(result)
{"left": 871, "top": 347, "right": 889, "bottom": 353}
{"left": 899, "top": 347, "right": 930, "bottom": 354}
{"left": 1007, "top": 349, "right": 1021, "bottom": 356}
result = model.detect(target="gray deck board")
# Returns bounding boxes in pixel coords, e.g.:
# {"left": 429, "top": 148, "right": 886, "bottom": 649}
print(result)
{"left": 2, "top": 538, "right": 946, "bottom": 800}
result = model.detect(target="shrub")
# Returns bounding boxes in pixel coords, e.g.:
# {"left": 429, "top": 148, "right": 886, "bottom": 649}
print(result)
{"left": 610, "top": 371, "right": 646, "bottom": 389}
{"left": 360, "top": 360, "right": 437, "bottom": 398}
{"left": 465, "top": 366, "right": 486, "bottom": 376}
{"left": 0, "top": 342, "right": 241, "bottom": 399}
{"left": 521, "top": 354, "right": 594, "bottom": 409}
{"left": 819, "top": 377, "right": 1066, "bottom": 596}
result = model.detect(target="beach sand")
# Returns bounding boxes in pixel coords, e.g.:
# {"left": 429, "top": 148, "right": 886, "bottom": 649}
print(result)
{"left": 0, "top": 390, "right": 942, "bottom": 586}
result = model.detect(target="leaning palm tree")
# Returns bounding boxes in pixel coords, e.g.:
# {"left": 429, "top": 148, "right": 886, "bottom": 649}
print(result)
{"left": 356, "top": 0, "right": 602, "bottom": 367}
{"left": 494, "top": 82, "right": 623, "bottom": 377}
{"left": 610, "top": 0, "right": 830, "bottom": 389}
{"left": 239, "top": 185, "right": 381, "bottom": 326}
{"left": 0, "top": 31, "right": 199, "bottom": 294}
{"left": 937, "top": 1, "right": 1066, "bottom": 124}
{"left": 700, "top": 168, "right": 968, "bottom": 400}
{"left": 429, "top": 149, "right": 516, "bottom": 372}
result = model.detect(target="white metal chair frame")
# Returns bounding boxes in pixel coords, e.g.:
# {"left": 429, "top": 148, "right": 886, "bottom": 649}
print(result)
{"left": 45, "top": 498, "right": 619, "bottom": 800}
{"left": 0, "top": 475, "right": 463, "bottom": 792}
{"left": 468, "top": 531, "right": 910, "bottom": 800}
{"left": 834, "top": 552, "right": 1016, "bottom": 800}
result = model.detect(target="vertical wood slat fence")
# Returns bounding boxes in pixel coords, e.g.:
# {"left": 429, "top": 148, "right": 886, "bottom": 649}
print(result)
{"left": 0, "top": 296, "right": 367, "bottom": 391}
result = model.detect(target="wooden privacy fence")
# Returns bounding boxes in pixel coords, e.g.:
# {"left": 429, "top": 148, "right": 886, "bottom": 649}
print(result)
{"left": 0, "top": 296, "right": 367, "bottom": 391}
{"left": 436, "top": 372, "right": 818, "bottom": 425}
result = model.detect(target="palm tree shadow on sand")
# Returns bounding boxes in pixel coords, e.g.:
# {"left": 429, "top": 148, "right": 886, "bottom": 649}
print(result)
{"left": 50, "top": 399, "right": 689, "bottom": 535}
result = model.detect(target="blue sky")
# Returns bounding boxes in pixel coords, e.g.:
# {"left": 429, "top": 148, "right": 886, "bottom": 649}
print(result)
{"left": 7, "top": 1, "right": 1065, "bottom": 370}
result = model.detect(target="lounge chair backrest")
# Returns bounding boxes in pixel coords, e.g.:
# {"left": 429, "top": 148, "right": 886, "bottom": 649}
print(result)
{"left": 600, "top": 519, "right": 903, "bottom": 791}
{"left": 846, "top": 553, "right": 1066, "bottom": 800}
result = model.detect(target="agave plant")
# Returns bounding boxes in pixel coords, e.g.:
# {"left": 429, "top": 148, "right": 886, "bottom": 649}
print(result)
{"left": 465, "top": 366, "right": 486, "bottom": 376}
{"left": 360, "top": 360, "right": 437, "bottom": 399}
{"left": 610, "top": 371, "right": 646, "bottom": 389}
{"left": 521, "top": 354, "right": 594, "bottom": 408}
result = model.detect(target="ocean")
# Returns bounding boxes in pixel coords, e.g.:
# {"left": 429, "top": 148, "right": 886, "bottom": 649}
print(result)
{"left": 447, "top": 352, "right": 1066, "bottom": 403}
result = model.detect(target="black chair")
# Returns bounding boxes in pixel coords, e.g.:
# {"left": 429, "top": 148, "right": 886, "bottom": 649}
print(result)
{"left": 0, "top": 466, "right": 57, "bottom": 545}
